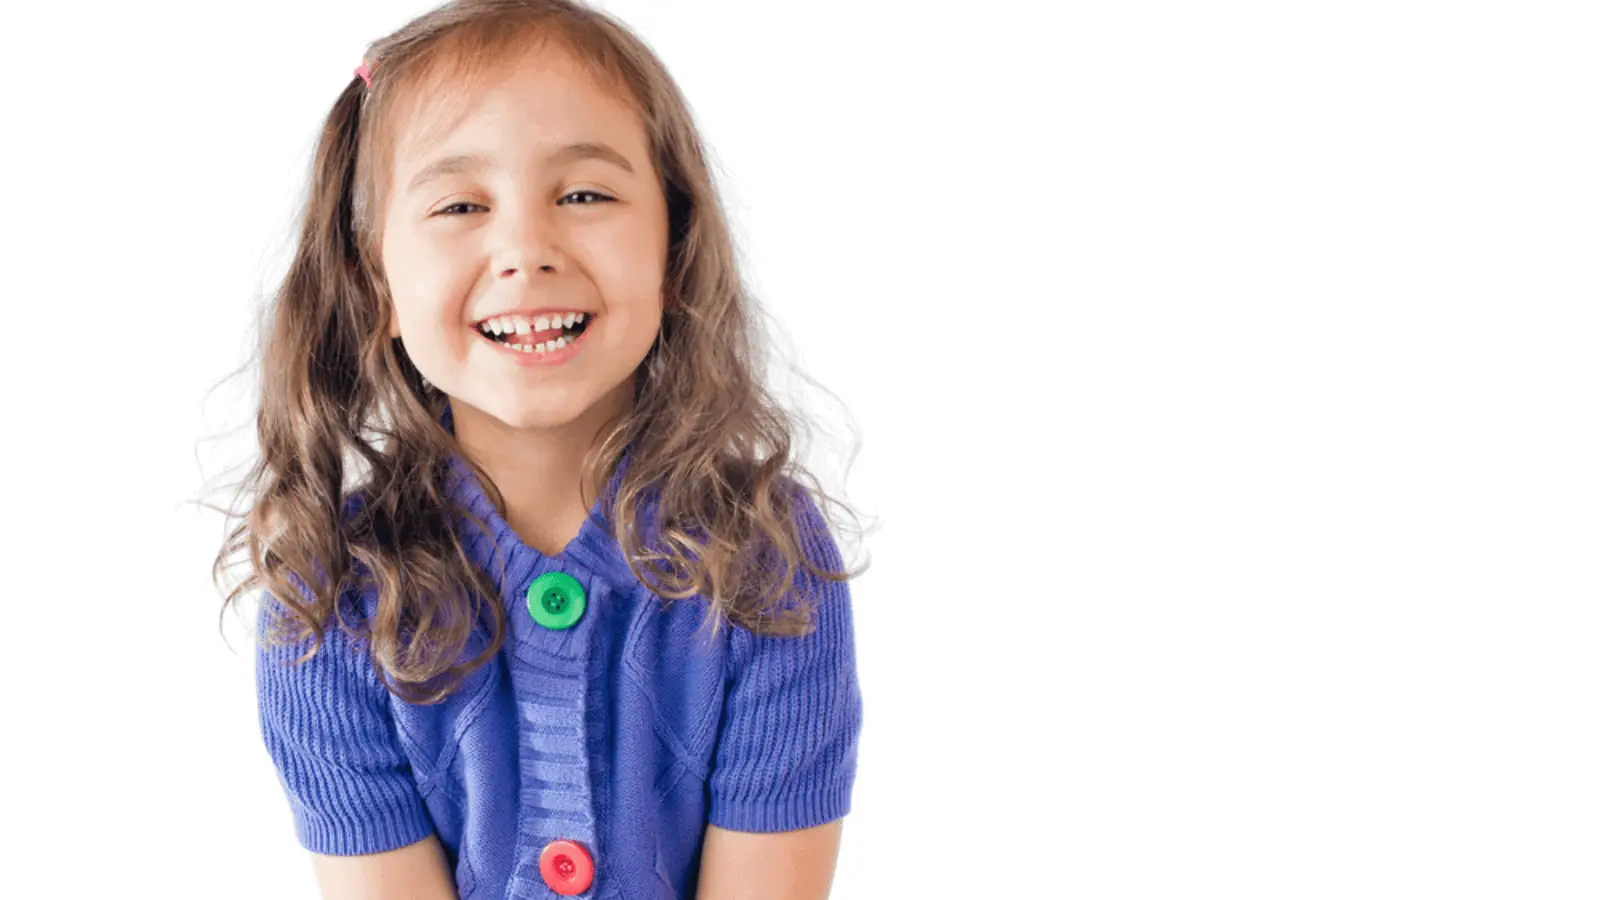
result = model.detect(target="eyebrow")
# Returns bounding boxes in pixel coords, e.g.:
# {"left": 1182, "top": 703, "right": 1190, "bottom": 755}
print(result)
{"left": 404, "top": 141, "right": 636, "bottom": 193}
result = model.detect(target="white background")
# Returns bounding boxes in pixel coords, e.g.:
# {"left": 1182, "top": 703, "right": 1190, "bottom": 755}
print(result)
{"left": 3, "top": 0, "right": 1596, "bottom": 896}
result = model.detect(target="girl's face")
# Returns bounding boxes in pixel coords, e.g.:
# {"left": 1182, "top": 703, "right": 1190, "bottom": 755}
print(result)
{"left": 378, "top": 44, "right": 669, "bottom": 435}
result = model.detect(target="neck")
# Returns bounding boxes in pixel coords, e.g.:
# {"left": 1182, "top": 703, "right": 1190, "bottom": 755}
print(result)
{"left": 449, "top": 386, "right": 629, "bottom": 556}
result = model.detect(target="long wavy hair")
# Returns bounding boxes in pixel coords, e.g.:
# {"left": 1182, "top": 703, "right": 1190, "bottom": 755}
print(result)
{"left": 208, "top": 0, "right": 866, "bottom": 705}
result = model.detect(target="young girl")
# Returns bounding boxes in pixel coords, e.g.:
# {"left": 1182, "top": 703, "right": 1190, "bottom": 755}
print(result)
{"left": 213, "top": 1, "right": 865, "bottom": 897}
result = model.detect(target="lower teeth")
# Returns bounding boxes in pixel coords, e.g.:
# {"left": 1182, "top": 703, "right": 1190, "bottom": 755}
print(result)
{"left": 499, "top": 332, "right": 575, "bottom": 354}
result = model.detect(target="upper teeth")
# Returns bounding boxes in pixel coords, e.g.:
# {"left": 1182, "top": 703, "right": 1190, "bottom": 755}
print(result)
{"left": 479, "top": 312, "right": 587, "bottom": 336}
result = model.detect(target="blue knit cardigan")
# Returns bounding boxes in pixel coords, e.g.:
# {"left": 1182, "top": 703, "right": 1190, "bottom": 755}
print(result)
{"left": 254, "top": 429, "right": 862, "bottom": 898}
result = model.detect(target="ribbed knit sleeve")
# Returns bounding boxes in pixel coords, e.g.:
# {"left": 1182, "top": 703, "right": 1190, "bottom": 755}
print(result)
{"left": 254, "top": 586, "right": 435, "bottom": 856}
{"left": 707, "top": 490, "right": 864, "bottom": 833}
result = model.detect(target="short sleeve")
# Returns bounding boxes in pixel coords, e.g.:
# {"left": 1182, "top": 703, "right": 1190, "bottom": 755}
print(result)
{"left": 706, "top": 491, "right": 864, "bottom": 833}
{"left": 254, "top": 585, "right": 435, "bottom": 856}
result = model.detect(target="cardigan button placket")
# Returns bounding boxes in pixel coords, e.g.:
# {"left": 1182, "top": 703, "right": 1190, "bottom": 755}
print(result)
{"left": 504, "top": 571, "right": 606, "bottom": 899}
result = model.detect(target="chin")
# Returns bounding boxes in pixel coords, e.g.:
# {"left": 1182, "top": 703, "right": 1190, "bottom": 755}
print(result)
{"left": 446, "top": 376, "right": 633, "bottom": 435}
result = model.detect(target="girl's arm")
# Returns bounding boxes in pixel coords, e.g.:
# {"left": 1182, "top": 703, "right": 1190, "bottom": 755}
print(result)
{"left": 309, "top": 835, "right": 459, "bottom": 900}
{"left": 256, "top": 586, "right": 445, "bottom": 896}
{"left": 694, "top": 821, "right": 843, "bottom": 900}
{"left": 699, "top": 488, "right": 863, "bottom": 898}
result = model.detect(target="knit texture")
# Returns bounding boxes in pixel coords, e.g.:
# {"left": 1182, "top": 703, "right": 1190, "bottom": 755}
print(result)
{"left": 256, "top": 588, "right": 437, "bottom": 855}
{"left": 254, "top": 403, "right": 861, "bottom": 897}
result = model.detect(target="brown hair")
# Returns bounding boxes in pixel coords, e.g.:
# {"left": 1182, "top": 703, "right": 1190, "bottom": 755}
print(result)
{"left": 206, "top": 0, "right": 867, "bottom": 704}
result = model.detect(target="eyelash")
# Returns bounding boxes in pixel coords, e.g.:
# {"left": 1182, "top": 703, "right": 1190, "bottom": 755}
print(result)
{"left": 433, "top": 190, "right": 615, "bottom": 216}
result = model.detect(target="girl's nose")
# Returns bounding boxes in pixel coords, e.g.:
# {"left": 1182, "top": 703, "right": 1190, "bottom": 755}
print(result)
{"left": 498, "top": 263, "right": 557, "bottom": 280}
{"left": 491, "top": 210, "right": 563, "bottom": 279}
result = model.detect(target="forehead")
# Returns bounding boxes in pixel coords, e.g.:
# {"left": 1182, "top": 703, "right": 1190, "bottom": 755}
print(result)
{"left": 385, "top": 42, "right": 645, "bottom": 187}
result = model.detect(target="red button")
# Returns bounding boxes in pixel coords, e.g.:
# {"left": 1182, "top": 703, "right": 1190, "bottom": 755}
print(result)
{"left": 539, "top": 839, "right": 594, "bottom": 895}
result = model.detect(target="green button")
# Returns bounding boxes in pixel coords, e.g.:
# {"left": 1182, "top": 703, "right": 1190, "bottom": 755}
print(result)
{"left": 527, "top": 571, "right": 586, "bottom": 630}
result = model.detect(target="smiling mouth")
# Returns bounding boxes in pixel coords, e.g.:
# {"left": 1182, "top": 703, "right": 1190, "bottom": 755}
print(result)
{"left": 474, "top": 313, "right": 594, "bottom": 354}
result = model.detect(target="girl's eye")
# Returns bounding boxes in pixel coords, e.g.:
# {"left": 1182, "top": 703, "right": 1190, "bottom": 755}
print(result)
{"left": 559, "top": 190, "right": 615, "bottom": 205}
{"left": 432, "top": 191, "right": 615, "bottom": 217}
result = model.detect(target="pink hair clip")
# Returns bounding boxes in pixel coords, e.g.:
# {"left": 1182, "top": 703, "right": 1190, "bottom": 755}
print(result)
{"left": 355, "top": 58, "right": 375, "bottom": 87}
